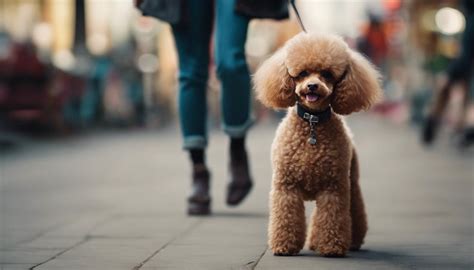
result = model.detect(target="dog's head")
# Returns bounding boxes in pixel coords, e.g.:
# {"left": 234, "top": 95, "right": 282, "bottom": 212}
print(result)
{"left": 254, "top": 33, "right": 381, "bottom": 115}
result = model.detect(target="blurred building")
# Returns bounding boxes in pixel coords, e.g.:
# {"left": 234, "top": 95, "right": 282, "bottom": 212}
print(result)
{"left": 0, "top": 0, "right": 469, "bottom": 133}
{"left": 0, "top": 0, "right": 149, "bottom": 131}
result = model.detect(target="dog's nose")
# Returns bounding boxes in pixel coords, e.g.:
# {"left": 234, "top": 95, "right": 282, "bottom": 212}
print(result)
{"left": 307, "top": 83, "right": 318, "bottom": 92}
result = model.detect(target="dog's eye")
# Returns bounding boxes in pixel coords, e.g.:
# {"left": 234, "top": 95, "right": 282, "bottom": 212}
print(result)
{"left": 298, "top": 70, "right": 309, "bottom": 78}
{"left": 321, "top": 70, "right": 334, "bottom": 81}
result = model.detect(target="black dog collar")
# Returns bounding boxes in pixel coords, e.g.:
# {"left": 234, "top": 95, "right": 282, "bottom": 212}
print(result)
{"left": 296, "top": 103, "right": 332, "bottom": 145}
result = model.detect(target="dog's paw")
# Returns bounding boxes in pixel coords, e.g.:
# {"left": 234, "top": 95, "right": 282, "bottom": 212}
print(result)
{"left": 318, "top": 245, "right": 347, "bottom": 258}
{"left": 349, "top": 243, "right": 362, "bottom": 251}
{"left": 273, "top": 252, "right": 297, "bottom": 256}
{"left": 271, "top": 247, "right": 300, "bottom": 256}
{"left": 321, "top": 251, "right": 346, "bottom": 258}
{"left": 308, "top": 243, "right": 317, "bottom": 252}
{"left": 349, "top": 238, "right": 364, "bottom": 251}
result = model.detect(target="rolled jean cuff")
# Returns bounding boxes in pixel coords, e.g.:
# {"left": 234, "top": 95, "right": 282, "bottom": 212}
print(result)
{"left": 222, "top": 117, "right": 254, "bottom": 138}
{"left": 183, "top": 135, "right": 207, "bottom": 150}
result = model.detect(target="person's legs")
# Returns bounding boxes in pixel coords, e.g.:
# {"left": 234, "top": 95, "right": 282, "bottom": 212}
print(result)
{"left": 171, "top": 0, "right": 213, "bottom": 215}
{"left": 215, "top": 0, "right": 253, "bottom": 206}
{"left": 458, "top": 11, "right": 474, "bottom": 147}
{"left": 172, "top": 0, "right": 213, "bottom": 151}
{"left": 431, "top": 77, "right": 455, "bottom": 118}
{"left": 456, "top": 80, "right": 470, "bottom": 131}
{"left": 423, "top": 11, "right": 474, "bottom": 145}
{"left": 423, "top": 69, "right": 460, "bottom": 144}
{"left": 215, "top": 0, "right": 253, "bottom": 136}
{"left": 459, "top": 74, "right": 474, "bottom": 147}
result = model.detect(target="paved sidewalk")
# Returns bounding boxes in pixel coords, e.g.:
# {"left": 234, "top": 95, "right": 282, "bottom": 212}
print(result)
{"left": 1, "top": 116, "right": 473, "bottom": 270}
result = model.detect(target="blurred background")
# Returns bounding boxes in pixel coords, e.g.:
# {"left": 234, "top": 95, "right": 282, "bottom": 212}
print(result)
{"left": 0, "top": 0, "right": 471, "bottom": 142}
{"left": 0, "top": 1, "right": 473, "bottom": 269}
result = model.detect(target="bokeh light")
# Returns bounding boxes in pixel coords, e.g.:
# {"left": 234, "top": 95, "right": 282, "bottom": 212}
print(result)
{"left": 435, "top": 7, "right": 465, "bottom": 35}
{"left": 87, "top": 33, "right": 109, "bottom": 55}
{"left": 138, "top": 53, "right": 158, "bottom": 73}
{"left": 32, "top": 22, "right": 53, "bottom": 50}
{"left": 52, "top": 49, "right": 75, "bottom": 70}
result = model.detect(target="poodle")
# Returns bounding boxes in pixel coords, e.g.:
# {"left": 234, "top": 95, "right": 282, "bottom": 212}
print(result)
{"left": 253, "top": 33, "right": 381, "bottom": 257}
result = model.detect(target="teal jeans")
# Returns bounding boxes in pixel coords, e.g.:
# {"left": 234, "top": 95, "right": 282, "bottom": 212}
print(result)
{"left": 171, "top": 0, "right": 253, "bottom": 149}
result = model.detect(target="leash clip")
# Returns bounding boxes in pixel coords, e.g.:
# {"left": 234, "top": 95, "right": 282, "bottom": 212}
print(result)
{"left": 303, "top": 113, "right": 319, "bottom": 123}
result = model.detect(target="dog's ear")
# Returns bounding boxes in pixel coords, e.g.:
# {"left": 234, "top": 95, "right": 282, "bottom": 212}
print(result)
{"left": 253, "top": 48, "right": 296, "bottom": 109}
{"left": 331, "top": 50, "right": 382, "bottom": 115}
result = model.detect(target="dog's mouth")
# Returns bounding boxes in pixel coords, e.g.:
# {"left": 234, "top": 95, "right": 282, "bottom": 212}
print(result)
{"left": 302, "top": 93, "right": 322, "bottom": 103}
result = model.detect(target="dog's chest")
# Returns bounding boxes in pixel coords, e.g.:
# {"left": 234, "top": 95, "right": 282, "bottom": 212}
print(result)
{"left": 284, "top": 134, "right": 343, "bottom": 181}
{"left": 272, "top": 114, "right": 351, "bottom": 190}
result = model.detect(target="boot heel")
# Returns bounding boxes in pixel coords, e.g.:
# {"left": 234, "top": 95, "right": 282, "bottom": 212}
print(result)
{"left": 188, "top": 168, "right": 211, "bottom": 215}
{"left": 188, "top": 200, "right": 211, "bottom": 216}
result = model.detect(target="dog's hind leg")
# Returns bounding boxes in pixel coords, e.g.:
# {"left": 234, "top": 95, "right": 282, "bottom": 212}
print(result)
{"left": 349, "top": 149, "right": 368, "bottom": 251}
{"left": 268, "top": 185, "right": 306, "bottom": 256}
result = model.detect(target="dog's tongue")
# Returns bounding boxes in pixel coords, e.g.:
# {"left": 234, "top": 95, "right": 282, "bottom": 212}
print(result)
{"left": 306, "top": 94, "right": 319, "bottom": 102}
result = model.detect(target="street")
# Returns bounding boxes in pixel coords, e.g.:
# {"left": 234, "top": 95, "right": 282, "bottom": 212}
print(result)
{"left": 1, "top": 115, "right": 473, "bottom": 270}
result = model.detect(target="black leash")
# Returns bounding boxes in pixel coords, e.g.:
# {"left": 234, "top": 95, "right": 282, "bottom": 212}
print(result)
{"left": 290, "top": 0, "right": 307, "bottom": 32}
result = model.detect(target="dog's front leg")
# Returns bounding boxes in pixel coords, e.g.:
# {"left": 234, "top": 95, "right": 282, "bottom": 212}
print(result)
{"left": 268, "top": 185, "right": 306, "bottom": 256}
{"left": 313, "top": 189, "right": 351, "bottom": 257}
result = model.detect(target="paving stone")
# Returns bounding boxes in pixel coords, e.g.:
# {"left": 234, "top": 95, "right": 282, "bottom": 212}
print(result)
{"left": 0, "top": 248, "right": 62, "bottom": 265}
{"left": 0, "top": 264, "right": 36, "bottom": 270}
{"left": 1, "top": 117, "right": 472, "bottom": 269}
{"left": 34, "top": 238, "right": 173, "bottom": 270}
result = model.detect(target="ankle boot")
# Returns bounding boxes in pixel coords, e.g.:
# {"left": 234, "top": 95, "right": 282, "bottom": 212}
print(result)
{"left": 459, "top": 127, "right": 474, "bottom": 148}
{"left": 188, "top": 166, "right": 211, "bottom": 215}
{"left": 227, "top": 148, "right": 253, "bottom": 206}
{"left": 422, "top": 116, "right": 439, "bottom": 145}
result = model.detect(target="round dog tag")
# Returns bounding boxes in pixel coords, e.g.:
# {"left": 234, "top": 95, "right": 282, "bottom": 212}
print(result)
{"left": 308, "top": 137, "right": 317, "bottom": 145}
